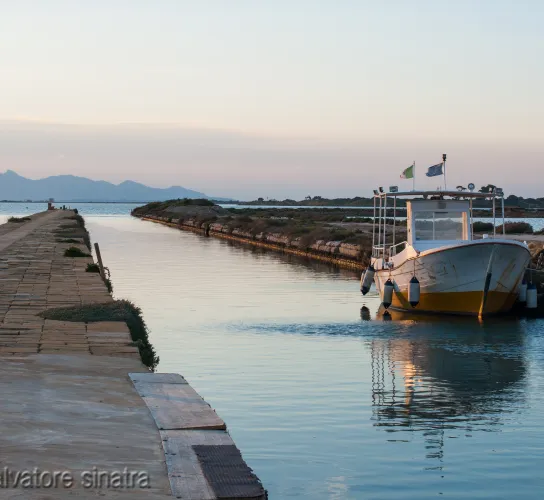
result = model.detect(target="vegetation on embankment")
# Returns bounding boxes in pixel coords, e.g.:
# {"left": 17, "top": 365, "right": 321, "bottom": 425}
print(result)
{"left": 497, "top": 222, "right": 534, "bottom": 234}
{"left": 86, "top": 263, "right": 100, "bottom": 273}
{"left": 64, "top": 246, "right": 91, "bottom": 257}
{"left": 39, "top": 301, "right": 159, "bottom": 371}
{"left": 8, "top": 216, "right": 32, "bottom": 222}
{"left": 473, "top": 221, "right": 535, "bottom": 234}
{"left": 132, "top": 201, "right": 387, "bottom": 266}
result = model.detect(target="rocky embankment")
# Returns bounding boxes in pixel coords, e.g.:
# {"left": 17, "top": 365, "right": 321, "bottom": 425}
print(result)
{"left": 131, "top": 200, "right": 372, "bottom": 269}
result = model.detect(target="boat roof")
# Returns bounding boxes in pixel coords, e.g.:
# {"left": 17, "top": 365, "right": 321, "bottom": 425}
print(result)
{"left": 373, "top": 190, "right": 503, "bottom": 199}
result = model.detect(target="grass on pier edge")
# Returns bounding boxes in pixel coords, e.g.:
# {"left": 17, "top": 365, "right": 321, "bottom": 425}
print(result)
{"left": 64, "top": 246, "right": 91, "bottom": 257}
{"left": 85, "top": 263, "right": 114, "bottom": 292}
{"left": 8, "top": 216, "right": 31, "bottom": 223}
{"left": 39, "top": 300, "right": 159, "bottom": 371}
{"left": 54, "top": 213, "right": 91, "bottom": 250}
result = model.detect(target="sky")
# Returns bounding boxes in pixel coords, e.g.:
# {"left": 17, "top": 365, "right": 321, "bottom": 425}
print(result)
{"left": 1, "top": 0, "right": 542, "bottom": 199}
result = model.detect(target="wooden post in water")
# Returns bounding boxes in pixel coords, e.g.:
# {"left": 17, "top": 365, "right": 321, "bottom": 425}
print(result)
{"left": 94, "top": 242, "right": 106, "bottom": 282}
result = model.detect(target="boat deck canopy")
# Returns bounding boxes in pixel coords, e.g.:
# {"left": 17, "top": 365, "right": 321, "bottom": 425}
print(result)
{"left": 374, "top": 190, "right": 502, "bottom": 199}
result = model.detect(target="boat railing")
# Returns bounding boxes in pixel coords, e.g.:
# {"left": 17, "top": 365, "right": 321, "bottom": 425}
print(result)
{"left": 389, "top": 241, "right": 407, "bottom": 257}
{"left": 372, "top": 245, "right": 386, "bottom": 259}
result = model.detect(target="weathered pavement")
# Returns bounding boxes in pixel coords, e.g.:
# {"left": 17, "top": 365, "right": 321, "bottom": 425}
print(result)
{"left": 0, "top": 211, "right": 265, "bottom": 499}
{"left": 0, "top": 210, "right": 171, "bottom": 498}
{"left": 0, "top": 210, "right": 139, "bottom": 358}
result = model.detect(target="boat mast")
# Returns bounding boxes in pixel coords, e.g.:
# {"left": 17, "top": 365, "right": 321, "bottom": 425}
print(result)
{"left": 383, "top": 194, "right": 387, "bottom": 265}
{"left": 492, "top": 195, "right": 496, "bottom": 238}
{"left": 502, "top": 196, "right": 506, "bottom": 236}
{"left": 392, "top": 195, "right": 397, "bottom": 250}
{"left": 442, "top": 153, "right": 447, "bottom": 190}
{"left": 372, "top": 195, "right": 376, "bottom": 251}
{"left": 469, "top": 198, "right": 474, "bottom": 240}
{"left": 377, "top": 195, "right": 382, "bottom": 259}
{"left": 501, "top": 191, "right": 506, "bottom": 236}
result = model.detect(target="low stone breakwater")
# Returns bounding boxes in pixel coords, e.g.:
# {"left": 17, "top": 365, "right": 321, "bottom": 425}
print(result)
{"left": 137, "top": 214, "right": 367, "bottom": 271}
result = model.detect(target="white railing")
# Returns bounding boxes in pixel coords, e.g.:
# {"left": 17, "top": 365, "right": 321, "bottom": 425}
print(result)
{"left": 372, "top": 245, "right": 386, "bottom": 259}
{"left": 389, "top": 241, "right": 407, "bottom": 257}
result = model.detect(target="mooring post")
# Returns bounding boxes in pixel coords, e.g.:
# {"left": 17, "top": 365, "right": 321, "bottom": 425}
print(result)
{"left": 94, "top": 242, "right": 106, "bottom": 282}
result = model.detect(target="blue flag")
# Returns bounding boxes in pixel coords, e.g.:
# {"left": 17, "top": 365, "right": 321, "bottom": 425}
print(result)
{"left": 426, "top": 163, "right": 444, "bottom": 177}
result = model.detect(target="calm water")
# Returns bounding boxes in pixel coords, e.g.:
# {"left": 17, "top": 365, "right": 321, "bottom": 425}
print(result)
{"left": 2, "top": 203, "right": 544, "bottom": 498}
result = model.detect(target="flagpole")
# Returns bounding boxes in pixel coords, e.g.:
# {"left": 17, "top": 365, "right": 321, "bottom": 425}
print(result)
{"left": 442, "top": 153, "right": 447, "bottom": 190}
{"left": 413, "top": 161, "right": 415, "bottom": 191}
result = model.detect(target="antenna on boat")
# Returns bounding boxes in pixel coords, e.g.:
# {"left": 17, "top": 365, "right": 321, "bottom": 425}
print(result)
{"left": 442, "top": 153, "right": 447, "bottom": 190}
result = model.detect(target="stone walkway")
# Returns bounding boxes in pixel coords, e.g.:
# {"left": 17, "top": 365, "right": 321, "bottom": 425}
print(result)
{"left": 0, "top": 211, "right": 265, "bottom": 499}
{"left": 0, "top": 211, "right": 139, "bottom": 359}
{"left": 0, "top": 211, "right": 171, "bottom": 498}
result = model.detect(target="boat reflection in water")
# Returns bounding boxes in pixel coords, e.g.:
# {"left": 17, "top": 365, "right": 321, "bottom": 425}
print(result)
{"left": 367, "top": 307, "right": 526, "bottom": 464}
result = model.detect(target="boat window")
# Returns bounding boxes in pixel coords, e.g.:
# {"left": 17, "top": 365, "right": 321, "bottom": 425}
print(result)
{"left": 414, "top": 211, "right": 465, "bottom": 241}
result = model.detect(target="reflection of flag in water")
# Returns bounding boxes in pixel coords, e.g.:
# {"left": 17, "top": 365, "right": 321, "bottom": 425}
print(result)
{"left": 400, "top": 165, "right": 414, "bottom": 179}
{"left": 426, "top": 163, "right": 444, "bottom": 177}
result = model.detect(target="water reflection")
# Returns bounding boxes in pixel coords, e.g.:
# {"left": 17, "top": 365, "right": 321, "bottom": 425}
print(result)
{"left": 360, "top": 306, "right": 371, "bottom": 321}
{"left": 366, "top": 315, "right": 526, "bottom": 465}
{"left": 220, "top": 239, "right": 361, "bottom": 279}
{"left": 75, "top": 215, "right": 544, "bottom": 499}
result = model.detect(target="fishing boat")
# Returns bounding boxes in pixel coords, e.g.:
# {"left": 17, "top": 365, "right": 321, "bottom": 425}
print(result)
{"left": 361, "top": 186, "right": 531, "bottom": 316}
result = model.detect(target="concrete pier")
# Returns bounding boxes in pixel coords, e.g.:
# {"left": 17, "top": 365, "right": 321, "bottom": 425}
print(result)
{"left": 0, "top": 211, "right": 265, "bottom": 499}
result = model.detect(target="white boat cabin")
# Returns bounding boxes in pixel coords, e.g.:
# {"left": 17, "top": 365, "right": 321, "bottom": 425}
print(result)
{"left": 408, "top": 199, "right": 470, "bottom": 251}
{"left": 371, "top": 190, "right": 506, "bottom": 270}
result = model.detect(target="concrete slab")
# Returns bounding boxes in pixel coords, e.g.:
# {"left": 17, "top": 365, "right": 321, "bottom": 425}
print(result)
{"left": 130, "top": 372, "right": 188, "bottom": 384}
{"left": 133, "top": 382, "right": 227, "bottom": 431}
{"left": 0, "top": 354, "right": 172, "bottom": 498}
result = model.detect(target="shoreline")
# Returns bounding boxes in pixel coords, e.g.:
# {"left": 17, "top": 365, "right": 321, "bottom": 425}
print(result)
{"left": 139, "top": 215, "right": 366, "bottom": 271}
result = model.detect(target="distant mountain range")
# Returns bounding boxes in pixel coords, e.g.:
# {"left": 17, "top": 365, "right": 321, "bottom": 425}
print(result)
{"left": 0, "top": 170, "right": 209, "bottom": 202}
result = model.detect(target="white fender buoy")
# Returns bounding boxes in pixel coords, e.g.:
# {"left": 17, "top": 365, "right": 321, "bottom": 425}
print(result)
{"left": 409, "top": 276, "right": 420, "bottom": 308}
{"left": 518, "top": 278, "right": 527, "bottom": 303}
{"left": 360, "top": 265, "right": 375, "bottom": 295}
{"left": 526, "top": 283, "right": 537, "bottom": 309}
{"left": 382, "top": 279, "right": 394, "bottom": 309}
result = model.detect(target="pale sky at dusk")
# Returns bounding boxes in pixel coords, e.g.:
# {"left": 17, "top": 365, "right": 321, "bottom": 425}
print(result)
{"left": 1, "top": 1, "right": 542, "bottom": 199}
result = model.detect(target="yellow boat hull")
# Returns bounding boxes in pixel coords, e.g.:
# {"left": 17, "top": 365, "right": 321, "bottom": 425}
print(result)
{"left": 389, "top": 290, "right": 517, "bottom": 315}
